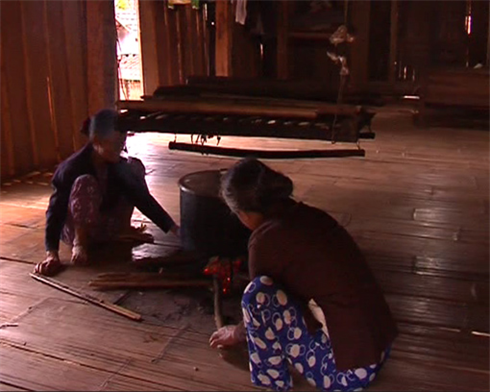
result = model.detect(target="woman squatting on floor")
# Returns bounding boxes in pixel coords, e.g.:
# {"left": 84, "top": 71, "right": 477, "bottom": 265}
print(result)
{"left": 210, "top": 157, "right": 397, "bottom": 392}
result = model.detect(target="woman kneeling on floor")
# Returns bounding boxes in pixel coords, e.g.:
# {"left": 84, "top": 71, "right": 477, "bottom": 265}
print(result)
{"left": 209, "top": 158, "right": 397, "bottom": 391}
{"left": 35, "top": 109, "right": 179, "bottom": 276}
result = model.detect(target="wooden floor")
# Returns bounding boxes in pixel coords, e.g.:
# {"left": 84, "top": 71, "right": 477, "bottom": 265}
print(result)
{"left": 0, "top": 108, "right": 488, "bottom": 391}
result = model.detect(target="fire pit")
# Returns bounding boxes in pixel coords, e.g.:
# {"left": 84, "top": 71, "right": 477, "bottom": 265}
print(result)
{"left": 88, "top": 169, "right": 251, "bottom": 327}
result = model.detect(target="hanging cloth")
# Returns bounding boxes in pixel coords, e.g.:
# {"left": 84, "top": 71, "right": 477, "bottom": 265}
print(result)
{"left": 234, "top": 0, "right": 247, "bottom": 25}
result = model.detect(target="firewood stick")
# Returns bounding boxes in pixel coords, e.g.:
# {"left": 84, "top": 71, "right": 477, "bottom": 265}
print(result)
{"left": 29, "top": 273, "right": 142, "bottom": 321}
{"left": 96, "top": 272, "right": 132, "bottom": 279}
{"left": 213, "top": 277, "right": 224, "bottom": 329}
{"left": 95, "top": 271, "right": 196, "bottom": 282}
{"left": 131, "top": 249, "right": 202, "bottom": 269}
{"left": 89, "top": 279, "right": 212, "bottom": 291}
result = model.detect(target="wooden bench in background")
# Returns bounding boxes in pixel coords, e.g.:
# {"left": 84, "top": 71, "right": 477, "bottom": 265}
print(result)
{"left": 415, "top": 67, "right": 489, "bottom": 128}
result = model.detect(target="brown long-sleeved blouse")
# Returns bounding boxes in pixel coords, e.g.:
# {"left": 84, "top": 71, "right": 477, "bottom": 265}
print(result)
{"left": 248, "top": 200, "right": 398, "bottom": 371}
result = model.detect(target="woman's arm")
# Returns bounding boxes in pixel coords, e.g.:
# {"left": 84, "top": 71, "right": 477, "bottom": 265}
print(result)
{"left": 45, "top": 176, "right": 71, "bottom": 252}
{"left": 36, "top": 174, "right": 71, "bottom": 275}
{"left": 114, "top": 159, "right": 177, "bottom": 234}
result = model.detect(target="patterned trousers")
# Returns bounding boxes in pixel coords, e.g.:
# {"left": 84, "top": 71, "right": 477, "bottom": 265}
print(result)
{"left": 62, "top": 157, "right": 146, "bottom": 246}
{"left": 242, "top": 276, "right": 390, "bottom": 391}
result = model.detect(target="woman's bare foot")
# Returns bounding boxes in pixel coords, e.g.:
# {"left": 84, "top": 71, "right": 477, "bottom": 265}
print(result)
{"left": 71, "top": 226, "right": 89, "bottom": 265}
{"left": 71, "top": 244, "right": 89, "bottom": 265}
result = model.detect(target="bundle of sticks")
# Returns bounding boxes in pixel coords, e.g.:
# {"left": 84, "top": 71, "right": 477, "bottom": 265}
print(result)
{"left": 88, "top": 270, "right": 228, "bottom": 328}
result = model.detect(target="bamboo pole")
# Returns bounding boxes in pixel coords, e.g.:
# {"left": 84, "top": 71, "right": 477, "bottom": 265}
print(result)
{"left": 168, "top": 142, "right": 366, "bottom": 159}
{"left": 29, "top": 273, "right": 142, "bottom": 321}
{"left": 389, "top": 0, "right": 399, "bottom": 86}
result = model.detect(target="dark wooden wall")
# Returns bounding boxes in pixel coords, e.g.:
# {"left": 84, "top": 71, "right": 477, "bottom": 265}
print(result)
{"left": 139, "top": 0, "right": 209, "bottom": 94}
{"left": 1, "top": 0, "right": 117, "bottom": 180}
{"left": 368, "top": 0, "right": 489, "bottom": 94}
{"left": 212, "top": 0, "right": 488, "bottom": 95}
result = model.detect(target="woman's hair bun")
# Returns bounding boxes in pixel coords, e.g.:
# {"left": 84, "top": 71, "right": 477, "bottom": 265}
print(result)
{"left": 257, "top": 168, "right": 293, "bottom": 203}
{"left": 221, "top": 157, "right": 293, "bottom": 213}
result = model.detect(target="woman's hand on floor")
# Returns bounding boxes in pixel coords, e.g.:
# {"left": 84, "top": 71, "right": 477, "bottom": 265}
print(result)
{"left": 209, "top": 324, "right": 244, "bottom": 349}
{"left": 34, "top": 251, "right": 62, "bottom": 276}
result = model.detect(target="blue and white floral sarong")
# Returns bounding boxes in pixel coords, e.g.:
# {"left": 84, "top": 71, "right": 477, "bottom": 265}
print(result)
{"left": 242, "top": 276, "right": 390, "bottom": 391}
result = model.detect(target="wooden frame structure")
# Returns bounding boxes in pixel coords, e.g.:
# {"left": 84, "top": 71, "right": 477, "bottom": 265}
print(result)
{"left": 117, "top": 79, "right": 376, "bottom": 159}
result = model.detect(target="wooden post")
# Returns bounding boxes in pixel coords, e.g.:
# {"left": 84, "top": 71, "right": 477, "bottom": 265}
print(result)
{"left": 389, "top": 0, "right": 399, "bottom": 86}
{"left": 140, "top": 1, "right": 183, "bottom": 90}
{"left": 0, "top": 67, "right": 15, "bottom": 179}
{"left": 487, "top": 9, "right": 490, "bottom": 67}
{"left": 162, "top": 3, "right": 181, "bottom": 86}
{"left": 215, "top": 0, "right": 232, "bottom": 76}
{"left": 86, "top": 0, "right": 117, "bottom": 114}
{"left": 194, "top": 7, "right": 206, "bottom": 76}
{"left": 276, "top": 1, "right": 289, "bottom": 80}
{"left": 139, "top": 0, "right": 160, "bottom": 94}
{"left": 183, "top": 6, "right": 195, "bottom": 80}
{"left": 349, "top": 0, "right": 371, "bottom": 90}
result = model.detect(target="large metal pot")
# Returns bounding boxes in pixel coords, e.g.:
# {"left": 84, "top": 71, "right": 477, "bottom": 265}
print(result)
{"left": 179, "top": 170, "right": 251, "bottom": 260}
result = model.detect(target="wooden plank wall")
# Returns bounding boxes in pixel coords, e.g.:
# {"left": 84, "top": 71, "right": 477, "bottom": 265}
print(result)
{"left": 139, "top": 0, "right": 209, "bottom": 95}
{"left": 0, "top": 0, "right": 116, "bottom": 181}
